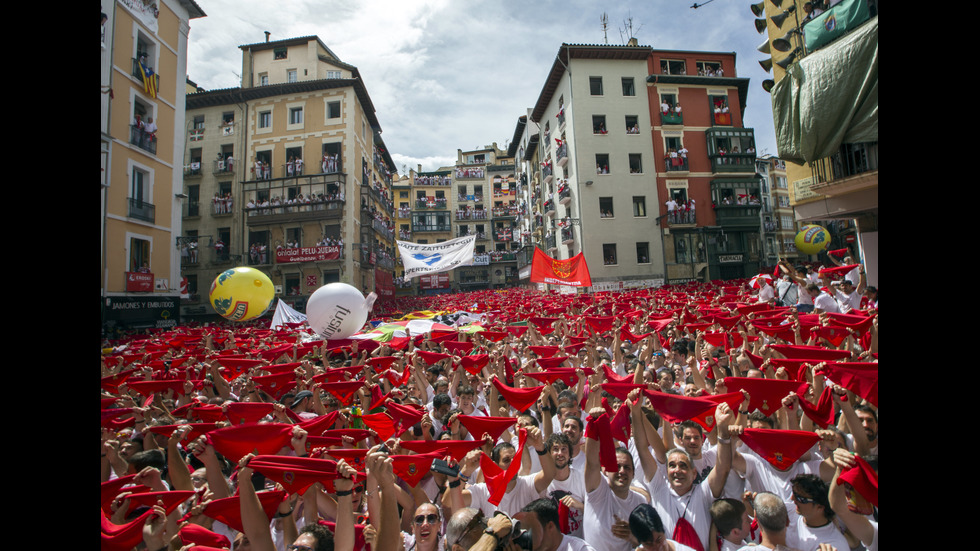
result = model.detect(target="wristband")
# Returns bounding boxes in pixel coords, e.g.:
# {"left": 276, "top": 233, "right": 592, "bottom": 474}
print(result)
{"left": 536, "top": 448, "right": 549, "bottom": 456}
{"left": 717, "top": 437, "right": 731, "bottom": 444}
{"left": 274, "top": 506, "right": 295, "bottom": 518}
{"left": 483, "top": 528, "right": 501, "bottom": 543}
{"left": 739, "top": 410, "right": 749, "bottom": 415}
{"left": 449, "top": 479, "right": 462, "bottom": 488}
{"left": 335, "top": 489, "right": 353, "bottom": 497}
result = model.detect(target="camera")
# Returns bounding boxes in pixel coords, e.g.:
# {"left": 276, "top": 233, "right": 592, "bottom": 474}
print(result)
{"left": 494, "top": 518, "right": 532, "bottom": 551}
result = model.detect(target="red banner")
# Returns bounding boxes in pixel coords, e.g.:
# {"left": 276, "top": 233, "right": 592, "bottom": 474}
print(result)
{"left": 275, "top": 246, "right": 341, "bottom": 264}
{"left": 419, "top": 273, "right": 450, "bottom": 290}
{"left": 375, "top": 269, "right": 394, "bottom": 297}
{"left": 530, "top": 248, "right": 592, "bottom": 287}
{"left": 125, "top": 271, "right": 154, "bottom": 292}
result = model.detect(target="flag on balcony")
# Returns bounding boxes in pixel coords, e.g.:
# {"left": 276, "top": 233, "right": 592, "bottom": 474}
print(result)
{"left": 530, "top": 248, "right": 592, "bottom": 287}
{"left": 138, "top": 59, "right": 158, "bottom": 99}
{"left": 397, "top": 235, "right": 476, "bottom": 280}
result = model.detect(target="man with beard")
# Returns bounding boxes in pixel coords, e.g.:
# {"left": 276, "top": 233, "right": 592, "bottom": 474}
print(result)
{"left": 543, "top": 432, "right": 586, "bottom": 537}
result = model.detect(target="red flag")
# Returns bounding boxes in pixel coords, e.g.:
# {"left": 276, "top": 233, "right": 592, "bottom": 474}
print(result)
{"left": 530, "top": 248, "right": 592, "bottom": 287}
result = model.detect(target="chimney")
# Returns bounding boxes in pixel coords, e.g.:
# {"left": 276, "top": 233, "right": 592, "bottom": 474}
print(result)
{"left": 417, "top": 164, "right": 422, "bottom": 173}
{"left": 627, "top": 37, "right": 638, "bottom": 47}
{"left": 264, "top": 31, "right": 271, "bottom": 42}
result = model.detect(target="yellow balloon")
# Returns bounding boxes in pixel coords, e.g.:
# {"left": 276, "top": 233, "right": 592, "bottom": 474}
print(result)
{"left": 794, "top": 224, "right": 831, "bottom": 255}
{"left": 208, "top": 267, "right": 275, "bottom": 321}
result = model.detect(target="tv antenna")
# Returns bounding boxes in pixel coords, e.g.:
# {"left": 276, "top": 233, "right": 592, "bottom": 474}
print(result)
{"left": 600, "top": 13, "right": 609, "bottom": 44}
{"left": 620, "top": 12, "right": 643, "bottom": 44}
{"left": 691, "top": 0, "right": 718, "bottom": 8}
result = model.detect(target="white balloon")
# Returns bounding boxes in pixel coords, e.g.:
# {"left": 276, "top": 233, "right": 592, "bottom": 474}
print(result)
{"left": 306, "top": 283, "right": 377, "bottom": 340}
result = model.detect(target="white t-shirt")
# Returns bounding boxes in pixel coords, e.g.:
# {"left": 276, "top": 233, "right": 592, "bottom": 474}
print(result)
{"left": 741, "top": 452, "right": 820, "bottom": 506}
{"left": 786, "top": 512, "right": 850, "bottom": 551}
{"left": 583, "top": 478, "right": 648, "bottom": 551}
{"left": 813, "top": 292, "right": 840, "bottom": 314}
{"left": 466, "top": 473, "right": 542, "bottom": 518}
{"left": 546, "top": 467, "right": 588, "bottom": 537}
{"left": 645, "top": 460, "right": 716, "bottom": 551}
{"left": 557, "top": 534, "right": 597, "bottom": 551}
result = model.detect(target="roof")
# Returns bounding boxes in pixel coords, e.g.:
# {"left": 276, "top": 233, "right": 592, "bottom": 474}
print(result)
{"left": 239, "top": 35, "right": 341, "bottom": 63}
{"left": 186, "top": 77, "right": 385, "bottom": 132}
{"left": 507, "top": 116, "right": 527, "bottom": 157}
{"left": 178, "top": 0, "right": 205, "bottom": 18}
{"left": 530, "top": 43, "right": 652, "bottom": 123}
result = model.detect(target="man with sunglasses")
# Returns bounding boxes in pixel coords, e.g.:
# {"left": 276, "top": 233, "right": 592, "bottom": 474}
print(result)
{"left": 785, "top": 475, "right": 848, "bottom": 551}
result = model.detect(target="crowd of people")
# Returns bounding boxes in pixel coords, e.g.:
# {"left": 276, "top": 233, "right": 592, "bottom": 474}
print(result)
{"left": 102, "top": 267, "right": 877, "bottom": 551}
{"left": 213, "top": 193, "right": 234, "bottom": 215}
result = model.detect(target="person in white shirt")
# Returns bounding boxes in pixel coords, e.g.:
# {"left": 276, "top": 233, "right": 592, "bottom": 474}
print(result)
{"left": 709, "top": 498, "right": 753, "bottom": 551}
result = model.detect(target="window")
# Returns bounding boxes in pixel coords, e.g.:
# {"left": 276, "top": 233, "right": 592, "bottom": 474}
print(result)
{"left": 595, "top": 154, "right": 610, "bottom": 174}
{"left": 599, "top": 197, "right": 614, "bottom": 218}
{"left": 287, "top": 69, "right": 297, "bottom": 83}
{"left": 629, "top": 154, "right": 643, "bottom": 174}
{"left": 710, "top": 95, "right": 731, "bottom": 125}
{"left": 589, "top": 77, "right": 603, "bottom": 95}
{"left": 603, "top": 244, "right": 618, "bottom": 265}
{"left": 633, "top": 196, "right": 647, "bottom": 217}
{"left": 659, "top": 60, "right": 687, "bottom": 75}
{"left": 129, "top": 237, "right": 151, "bottom": 272}
{"left": 622, "top": 77, "right": 635, "bottom": 96}
{"left": 259, "top": 73, "right": 269, "bottom": 86}
{"left": 592, "top": 115, "right": 607, "bottom": 134}
{"left": 186, "top": 184, "right": 200, "bottom": 216}
{"left": 274, "top": 47, "right": 287, "bottom": 60}
{"left": 326, "top": 71, "right": 342, "bottom": 79}
{"left": 327, "top": 101, "right": 341, "bottom": 119}
{"left": 258, "top": 110, "right": 271, "bottom": 128}
{"left": 192, "top": 115, "right": 204, "bottom": 129}
{"left": 625, "top": 115, "right": 639, "bottom": 134}
{"left": 636, "top": 242, "right": 650, "bottom": 264}
{"left": 131, "top": 167, "right": 149, "bottom": 202}
{"left": 222, "top": 112, "right": 235, "bottom": 125}
{"left": 289, "top": 106, "right": 303, "bottom": 125}
{"left": 781, "top": 216, "right": 795, "bottom": 230}
{"left": 696, "top": 61, "right": 723, "bottom": 76}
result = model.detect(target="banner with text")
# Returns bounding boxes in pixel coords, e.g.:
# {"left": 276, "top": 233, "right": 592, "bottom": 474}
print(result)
{"left": 530, "top": 248, "right": 592, "bottom": 287}
{"left": 276, "top": 245, "right": 341, "bottom": 264}
{"left": 397, "top": 235, "right": 476, "bottom": 280}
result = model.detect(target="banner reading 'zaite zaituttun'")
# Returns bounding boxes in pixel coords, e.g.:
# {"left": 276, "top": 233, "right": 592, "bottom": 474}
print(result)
{"left": 530, "top": 248, "right": 592, "bottom": 287}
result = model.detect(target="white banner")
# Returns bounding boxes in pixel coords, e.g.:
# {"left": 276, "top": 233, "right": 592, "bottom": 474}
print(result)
{"left": 270, "top": 299, "right": 307, "bottom": 329}
{"left": 397, "top": 235, "right": 476, "bottom": 280}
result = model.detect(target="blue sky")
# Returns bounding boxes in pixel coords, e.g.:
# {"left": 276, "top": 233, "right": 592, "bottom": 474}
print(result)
{"left": 187, "top": 0, "right": 777, "bottom": 172}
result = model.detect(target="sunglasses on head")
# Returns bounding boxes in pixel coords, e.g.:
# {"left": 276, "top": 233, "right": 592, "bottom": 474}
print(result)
{"left": 415, "top": 513, "right": 440, "bottom": 525}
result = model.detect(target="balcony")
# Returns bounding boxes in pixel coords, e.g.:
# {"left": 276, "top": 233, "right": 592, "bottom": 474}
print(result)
{"left": 211, "top": 198, "right": 233, "bottom": 216}
{"left": 713, "top": 111, "right": 733, "bottom": 126}
{"left": 455, "top": 167, "right": 485, "bottom": 179}
{"left": 412, "top": 223, "right": 452, "bottom": 233}
{"left": 356, "top": 244, "right": 375, "bottom": 266}
{"left": 813, "top": 142, "right": 879, "bottom": 190}
{"left": 561, "top": 227, "right": 574, "bottom": 245}
{"left": 245, "top": 197, "right": 345, "bottom": 226}
{"left": 372, "top": 218, "right": 394, "bottom": 241}
{"left": 543, "top": 199, "right": 556, "bottom": 217}
{"left": 399, "top": 229, "right": 412, "bottom": 240}
{"left": 662, "top": 112, "right": 683, "bottom": 125}
{"left": 709, "top": 154, "right": 756, "bottom": 173}
{"left": 398, "top": 207, "right": 412, "bottom": 218}
{"left": 458, "top": 269, "right": 490, "bottom": 286}
{"left": 556, "top": 142, "right": 568, "bottom": 167}
{"left": 665, "top": 157, "right": 689, "bottom": 172}
{"left": 476, "top": 231, "right": 489, "bottom": 241}
{"left": 492, "top": 206, "right": 518, "bottom": 219}
{"left": 541, "top": 164, "right": 553, "bottom": 183}
{"left": 415, "top": 174, "right": 452, "bottom": 186}
{"left": 455, "top": 209, "right": 472, "bottom": 221}
{"left": 489, "top": 251, "right": 516, "bottom": 262}
{"left": 713, "top": 203, "right": 761, "bottom": 228}
{"left": 558, "top": 186, "right": 571, "bottom": 205}
{"left": 184, "top": 202, "right": 200, "bottom": 218}
{"left": 416, "top": 197, "right": 448, "bottom": 210}
{"left": 130, "top": 125, "right": 157, "bottom": 155}
{"left": 213, "top": 159, "right": 236, "bottom": 175}
{"left": 184, "top": 163, "right": 203, "bottom": 178}
{"left": 128, "top": 197, "right": 155, "bottom": 223}
{"left": 546, "top": 234, "right": 557, "bottom": 251}
{"left": 557, "top": 109, "right": 566, "bottom": 128}
{"left": 666, "top": 210, "right": 696, "bottom": 226}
